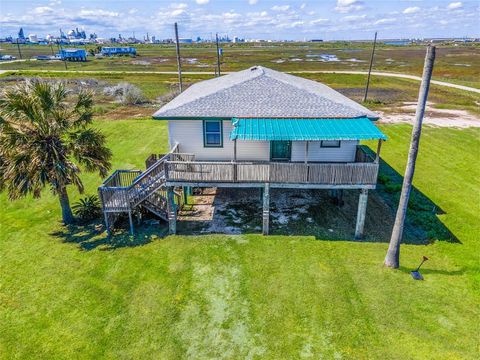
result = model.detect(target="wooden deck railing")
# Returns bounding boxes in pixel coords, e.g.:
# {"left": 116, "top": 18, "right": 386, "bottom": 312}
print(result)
{"left": 165, "top": 161, "right": 379, "bottom": 185}
{"left": 164, "top": 146, "right": 379, "bottom": 186}
{"left": 99, "top": 170, "right": 142, "bottom": 212}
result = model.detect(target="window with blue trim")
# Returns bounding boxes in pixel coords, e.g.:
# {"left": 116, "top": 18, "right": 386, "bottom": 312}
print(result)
{"left": 321, "top": 140, "right": 341, "bottom": 148}
{"left": 203, "top": 120, "right": 223, "bottom": 147}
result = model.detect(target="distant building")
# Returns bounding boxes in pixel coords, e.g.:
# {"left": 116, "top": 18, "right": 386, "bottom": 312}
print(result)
{"left": 101, "top": 47, "right": 137, "bottom": 56}
{"left": 28, "top": 34, "right": 38, "bottom": 43}
{"left": 58, "top": 48, "right": 87, "bottom": 61}
{"left": 308, "top": 39, "right": 323, "bottom": 42}
{"left": 232, "top": 36, "right": 245, "bottom": 43}
{"left": 177, "top": 38, "right": 193, "bottom": 44}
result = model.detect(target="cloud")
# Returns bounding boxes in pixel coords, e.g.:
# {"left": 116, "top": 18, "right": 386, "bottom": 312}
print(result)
{"left": 32, "top": 7, "right": 54, "bottom": 15}
{"left": 403, "top": 6, "right": 420, "bottom": 14}
{"left": 0, "top": 0, "right": 477, "bottom": 41}
{"left": 248, "top": 0, "right": 258, "bottom": 4}
{"left": 447, "top": 2, "right": 463, "bottom": 10}
{"left": 335, "top": 0, "right": 365, "bottom": 13}
{"left": 271, "top": 5, "right": 290, "bottom": 12}
{"left": 310, "top": 18, "right": 329, "bottom": 25}
{"left": 78, "top": 9, "right": 119, "bottom": 17}
{"left": 374, "top": 18, "right": 395, "bottom": 25}
{"left": 300, "top": 3, "right": 306, "bottom": 10}
{"left": 342, "top": 14, "right": 367, "bottom": 22}
{"left": 171, "top": 3, "right": 188, "bottom": 9}
{"left": 195, "top": 0, "right": 209, "bottom": 4}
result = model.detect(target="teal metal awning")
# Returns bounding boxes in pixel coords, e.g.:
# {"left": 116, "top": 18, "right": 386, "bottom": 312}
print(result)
{"left": 230, "top": 117, "right": 387, "bottom": 141}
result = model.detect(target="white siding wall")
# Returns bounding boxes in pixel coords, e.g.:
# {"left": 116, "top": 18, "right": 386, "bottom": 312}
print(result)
{"left": 168, "top": 120, "right": 270, "bottom": 161}
{"left": 291, "top": 140, "right": 358, "bottom": 162}
{"left": 236, "top": 140, "right": 270, "bottom": 161}
{"left": 169, "top": 120, "right": 358, "bottom": 162}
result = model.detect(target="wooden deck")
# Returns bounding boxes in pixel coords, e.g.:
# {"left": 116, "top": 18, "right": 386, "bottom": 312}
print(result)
{"left": 98, "top": 144, "right": 380, "bottom": 236}
{"left": 164, "top": 146, "right": 379, "bottom": 188}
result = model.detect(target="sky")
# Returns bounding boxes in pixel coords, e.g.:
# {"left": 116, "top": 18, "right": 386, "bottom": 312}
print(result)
{"left": 0, "top": 0, "right": 479, "bottom": 40}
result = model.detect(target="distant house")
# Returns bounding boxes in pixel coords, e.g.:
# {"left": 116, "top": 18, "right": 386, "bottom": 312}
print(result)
{"left": 58, "top": 48, "right": 86, "bottom": 61}
{"left": 101, "top": 47, "right": 136, "bottom": 56}
{"left": 99, "top": 66, "right": 386, "bottom": 238}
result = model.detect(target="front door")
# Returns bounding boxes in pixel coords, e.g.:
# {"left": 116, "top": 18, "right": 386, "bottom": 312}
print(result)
{"left": 270, "top": 141, "right": 291, "bottom": 161}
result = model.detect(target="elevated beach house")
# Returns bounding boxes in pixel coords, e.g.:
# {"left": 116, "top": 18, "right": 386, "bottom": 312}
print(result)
{"left": 99, "top": 66, "right": 387, "bottom": 237}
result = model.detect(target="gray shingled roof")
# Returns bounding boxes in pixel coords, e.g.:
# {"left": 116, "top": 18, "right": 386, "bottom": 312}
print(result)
{"left": 153, "top": 66, "right": 379, "bottom": 119}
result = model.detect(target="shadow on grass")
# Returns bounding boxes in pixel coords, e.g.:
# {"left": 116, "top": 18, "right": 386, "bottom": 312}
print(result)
{"left": 51, "top": 219, "right": 168, "bottom": 251}
{"left": 397, "top": 266, "right": 466, "bottom": 277}
{"left": 177, "top": 156, "right": 459, "bottom": 245}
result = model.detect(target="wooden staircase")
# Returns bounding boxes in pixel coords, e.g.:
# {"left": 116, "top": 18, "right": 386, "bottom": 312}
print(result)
{"left": 98, "top": 154, "right": 178, "bottom": 234}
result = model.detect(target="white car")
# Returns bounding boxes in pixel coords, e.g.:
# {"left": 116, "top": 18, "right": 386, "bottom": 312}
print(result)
{"left": 0, "top": 55, "right": 17, "bottom": 60}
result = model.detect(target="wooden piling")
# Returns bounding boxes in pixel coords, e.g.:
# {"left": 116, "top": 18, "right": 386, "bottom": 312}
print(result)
{"left": 262, "top": 183, "right": 270, "bottom": 235}
{"left": 167, "top": 186, "right": 177, "bottom": 235}
{"left": 128, "top": 210, "right": 134, "bottom": 235}
{"left": 355, "top": 189, "right": 369, "bottom": 240}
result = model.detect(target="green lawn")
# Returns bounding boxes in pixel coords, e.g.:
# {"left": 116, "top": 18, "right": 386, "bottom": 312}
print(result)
{"left": 0, "top": 120, "right": 479, "bottom": 359}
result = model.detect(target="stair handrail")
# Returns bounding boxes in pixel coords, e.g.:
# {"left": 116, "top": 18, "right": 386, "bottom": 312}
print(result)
{"left": 129, "top": 154, "right": 168, "bottom": 187}
{"left": 127, "top": 143, "right": 179, "bottom": 189}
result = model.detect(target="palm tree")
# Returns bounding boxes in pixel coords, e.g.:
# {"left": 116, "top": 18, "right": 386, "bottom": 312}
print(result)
{"left": 0, "top": 80, "right": 111, "bottom": 225}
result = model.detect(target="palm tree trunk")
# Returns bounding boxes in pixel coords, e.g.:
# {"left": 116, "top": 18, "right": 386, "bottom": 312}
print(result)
{"left": 385, "top": 46, "right": 436, "bottom": 268}
{"left": 58, "top": 185, "right": 74, "bottom": 225}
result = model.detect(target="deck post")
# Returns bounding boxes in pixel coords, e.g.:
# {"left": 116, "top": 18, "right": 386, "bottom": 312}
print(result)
{"left": 233, "top": 139, "right": 237, "bottom": 161}
{"left": 103, "top": 211, "right": 110, "bottom": 237}
{"left": 304, "top": 141, "right": 309, "bottom": 164}
{"left": 128, "top": 210, "right": 134, "bottom": 235}
{"left": 375, "top": 139, "right": 383, "bottom": 163}
{"left": 337, "top": 189, "right": 344, "bottom": 206}
{"left": 262, "top": 183, "right": 270, "bottom": 235}
{"left": 167, "top": 186, "right": 177, "bottom": 235}
{"left": 355, "top": 188, "right": 369, "bottom": 240}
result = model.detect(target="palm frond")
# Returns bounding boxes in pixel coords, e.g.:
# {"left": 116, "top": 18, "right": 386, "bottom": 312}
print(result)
{"left": 0, "top": 80, "right": 111, "bottom": 201}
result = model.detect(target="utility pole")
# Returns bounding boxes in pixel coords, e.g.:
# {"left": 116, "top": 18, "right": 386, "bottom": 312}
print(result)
{"left": 16, "top": 40, "right": 22, "bottom": 59}
{"left": 215, "top": 33, "right": 221, "bottom": 77}
{"left": 57, "top": 41, "right": 68, "bottom": 70}
{"left": 384, "top": 46, "right": 436, "bottom": 269}
{"left": 174, "top": 22, "right": 183, "bottom": 93}
{"left": 363, "top": 31, "right": 377, "bottom": 102}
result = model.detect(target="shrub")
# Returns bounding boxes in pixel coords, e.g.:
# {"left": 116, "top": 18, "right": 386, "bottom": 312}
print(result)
{"left": 384, "top": 182, "right": 402, "bottom": 193}
{"left": 73, "top": 195, "right": 101, "bottom": 222}
{"left": 408, "top": 192, "right": 435, "bottom": 212}
{"left": 103, "top": 82, "right": 145, "bottom": 105}
{"left": 378, "top": 174, "right": 390, "bottom": 185}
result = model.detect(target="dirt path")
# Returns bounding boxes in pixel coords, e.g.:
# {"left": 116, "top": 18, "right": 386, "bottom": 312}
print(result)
{"left": 0, "top": 69, "right": 479, "bottom": 94}
{"left": 378, "top": 102, "right": 480, "bottom": 128}
{"left": 293, "top": 70, "right": 480, "bottom": 94}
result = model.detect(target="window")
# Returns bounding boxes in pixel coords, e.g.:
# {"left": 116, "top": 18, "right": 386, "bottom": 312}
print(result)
{"left": 203, "top": 120, "right": 223, "bottom": 147}
{"left": 321, "top": 140, "right": 341, "bottom": 148}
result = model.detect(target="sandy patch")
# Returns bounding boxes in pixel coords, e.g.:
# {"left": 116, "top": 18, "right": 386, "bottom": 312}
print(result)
{"left": 378, "top": 102, "right": 480, "bottom": 128}
{"left": 131, "top": 60, "right": 151, "bottom": 65}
